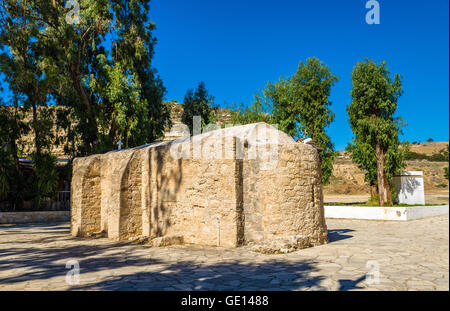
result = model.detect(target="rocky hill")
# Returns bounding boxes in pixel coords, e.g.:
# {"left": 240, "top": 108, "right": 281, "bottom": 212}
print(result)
{"left": 7, "top": 102, "right": 233, "bottom": 158}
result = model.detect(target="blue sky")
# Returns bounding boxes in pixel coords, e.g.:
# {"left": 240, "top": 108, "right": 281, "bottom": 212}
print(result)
{"left": 150, "top": 0, "right": 449, "bottom": 150}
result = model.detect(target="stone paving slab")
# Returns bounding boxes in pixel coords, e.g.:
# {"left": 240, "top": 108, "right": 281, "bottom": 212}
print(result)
{"left": 0, "top": 216, "right": 448, "bottom": 291}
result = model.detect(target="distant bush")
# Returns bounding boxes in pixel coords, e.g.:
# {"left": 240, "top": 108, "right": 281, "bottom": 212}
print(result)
{"left": 445, "top": 167, "right": 449, "bottom": 180}
{"left": 405, "top": 146, "right": 449, "bottom": 162}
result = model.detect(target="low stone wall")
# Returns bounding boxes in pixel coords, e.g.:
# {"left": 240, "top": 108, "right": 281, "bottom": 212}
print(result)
{"left": 324, "top": 205, "right": 449, "bottom": 221}
{"left": 0, "top": 211, "right": 70, "bottom": 224}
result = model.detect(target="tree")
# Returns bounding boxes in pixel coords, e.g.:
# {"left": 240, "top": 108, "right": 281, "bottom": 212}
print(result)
{"left": 0, "top": 94, "right": 30, "bottom": 209}
{"left": 0, "top": 0, "right": 168, "bottom": 209}
{"left": 0, "top": 101, "right": 19, "bottom": 200}
{"left": 288, "top": 57, "right": 339, "bottom": 184}
{"left": 427, "top": 138, "right": 434, "bottom": 142}
{"left": 182, "top": 81, "right": 215, "bottom": 134}
{"left": 231, "top": 96, "right": 273, "bottom": 125}
{"left": 0, "top": 0, "right": 59, "bottom": 208}
{"left": 234, "top": 57, "right": 339, "bottom": 184}
{"left": 347, "top": 58, "right": 406, "bottom": 206}
{"left": 110, "top": 0, "right": 169, "bottom": 143}
{"left": 3, "top": 0, "right": 168, "bottom": 155}
{"left": 9, "top": 0, "right": 169, "bottom": 156}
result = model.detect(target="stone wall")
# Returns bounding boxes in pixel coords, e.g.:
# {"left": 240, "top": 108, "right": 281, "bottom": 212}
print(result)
{"left": 71, "top": 123, "right": 328, "bottom": 250}
{"left": 242, "top": 144, "right": 327, "bottom": 247}
{"left": 0, "top": 211, "right": 70, "bottom": 224}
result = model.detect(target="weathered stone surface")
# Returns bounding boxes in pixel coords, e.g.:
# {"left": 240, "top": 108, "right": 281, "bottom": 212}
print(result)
{"left": 71, "top": 123, "right": 328, "bottom": 251}
{"left": 249, "top": 236, "right": 311, "bottom": 254}
{"left": 1, "top": 216, "right": 448, "bottom": 291}
{"left": 150, "top": 236, "right": 184, "bottom": 247}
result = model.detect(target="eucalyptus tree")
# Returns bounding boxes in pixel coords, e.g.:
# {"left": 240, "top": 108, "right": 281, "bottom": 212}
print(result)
{"left": 110, "top": 0, "right": 169, "bottom": 144}
{"left": 235, "top": 57, "right": 339, "bottom": 184}
{"left": 0, "top": 0, "right": 59, "bottom": 207}
{"left": 12, "top": 0, "right": 168, "bottom": 155}
{"left": 347, "top": 58, "right": 406, "bottom": 206}
{"left": 289, "top": 57, "right": 339, "bottom": 184}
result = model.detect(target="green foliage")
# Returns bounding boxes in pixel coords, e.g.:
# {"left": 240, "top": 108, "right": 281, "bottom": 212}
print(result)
{"left": 0, "top": 97, "right": 28, "bottom": 201}
{"left": 0, "top": 0, "right": 168, "bottom": 156}
{"left": 110, "top": 0, "right": 170, "bottom": 143}
{"left": 444, "top": 167, "right": 449, "bottom": 180}
{"left": 31, "top": 153, "right": 58, "bottom": 209}
{"left": 230, "top": 57, "right": 339, "bottom": 184}
{"left": 366, "top": 194, "right": 380, "bottom": 206}
{"left": 442, "top": 145, "right": 449, "bottom": 161}
{"left": 0, "top": 1, "right": 168, "bottom": 209}
{"left": 91, "top": 58, "right": 151, "bottom": 149}
{"left": 289, "top": 58, "right": 339, "bottom": 184}
{"left": 405, "top": 150, "right": 449, "bottom": 162}
{"left": 263, "top": 78, "right": 295, "bottom": 136}
{"left": 230, "top": 98, "right": 273, "bottom": 125}
{"left": 347, "top": 59, "right": 406, "bottom": 199}
{"left": 405, "top": 145, "right": 449, "bottom": 162}
{"left": 181, "top": 81, "right": 215, "bottom": 134}
{"left": 0, "top": 146, "right": 14, "bottom": 199}
{"left": 346, "top": 141, "right": 377, "bottom": 185}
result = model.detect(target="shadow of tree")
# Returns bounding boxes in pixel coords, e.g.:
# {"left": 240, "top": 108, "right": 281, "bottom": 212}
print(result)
{"left": 69, "top": 259, "right": 327, "bottom": 291}
{"left": 0, "top": 224, "right": 368, "bottom": 291}
{"left": 338, "top": 276, "right": 366, "bottom": 291}
{"left": 0, "top": 224, "right": 332, "bottom": 291}
{"left": 327, "top": 229, "right": 355, "bottom": 242}
{"left": 152, "top": 148, "right": 184, "bottom": 237}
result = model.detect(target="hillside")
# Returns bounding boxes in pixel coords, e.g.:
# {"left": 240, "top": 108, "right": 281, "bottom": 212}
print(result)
{"left": 409, "top": 141, "right": 449, "bottom": 155}
{"left": 6, "top": 102, "right": 233, "bottom": 159}
{"left": 324, "top": 142, "right": 449, "bottom": 199}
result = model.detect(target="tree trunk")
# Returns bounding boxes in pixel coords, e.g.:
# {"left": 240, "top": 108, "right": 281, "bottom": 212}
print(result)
{"left": 31, "top": 101, "right": 41, "bottom": 158}
{"left": 375, "top": 141, "right": 392, "bottom": 206}
{"left": 11, "top": 106, "right": 20, "bottom": 171}
{"left": 69, "top": 64, "right": 99, "bottom": 151}
{"left": 10, "top": 106, "right": 23, "bottom": 211}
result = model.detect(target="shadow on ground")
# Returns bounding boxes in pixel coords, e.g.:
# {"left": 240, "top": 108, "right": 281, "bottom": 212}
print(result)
{"left": 0, "top": 223, "right": 366, "bottom": 291}
{"left": 327, "top": 229, "right": 355, "bottom": 242}
{"left": 338, "top": 276, "right": 366, "bottom": 291}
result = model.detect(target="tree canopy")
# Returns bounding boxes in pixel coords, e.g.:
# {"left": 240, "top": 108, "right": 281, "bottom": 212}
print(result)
{"left": 231, "top": 57, "right": 339, "bottom": 184}
{"left": 0, "top": 0, "right": 168, "bottom": 209}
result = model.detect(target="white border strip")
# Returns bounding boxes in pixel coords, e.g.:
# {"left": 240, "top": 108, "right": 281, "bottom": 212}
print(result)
{"left": 324, "top": 205, "right": 449, "bottom": 221}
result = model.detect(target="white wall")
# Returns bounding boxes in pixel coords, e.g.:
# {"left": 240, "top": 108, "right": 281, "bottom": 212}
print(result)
{"left": 394, "top": 171, "right": 425, "bottom": 205}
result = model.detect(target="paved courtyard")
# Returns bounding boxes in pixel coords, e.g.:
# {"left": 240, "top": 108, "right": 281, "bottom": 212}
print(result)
{"left": 0, "top": 216, "right": 448, "bottom": 291}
